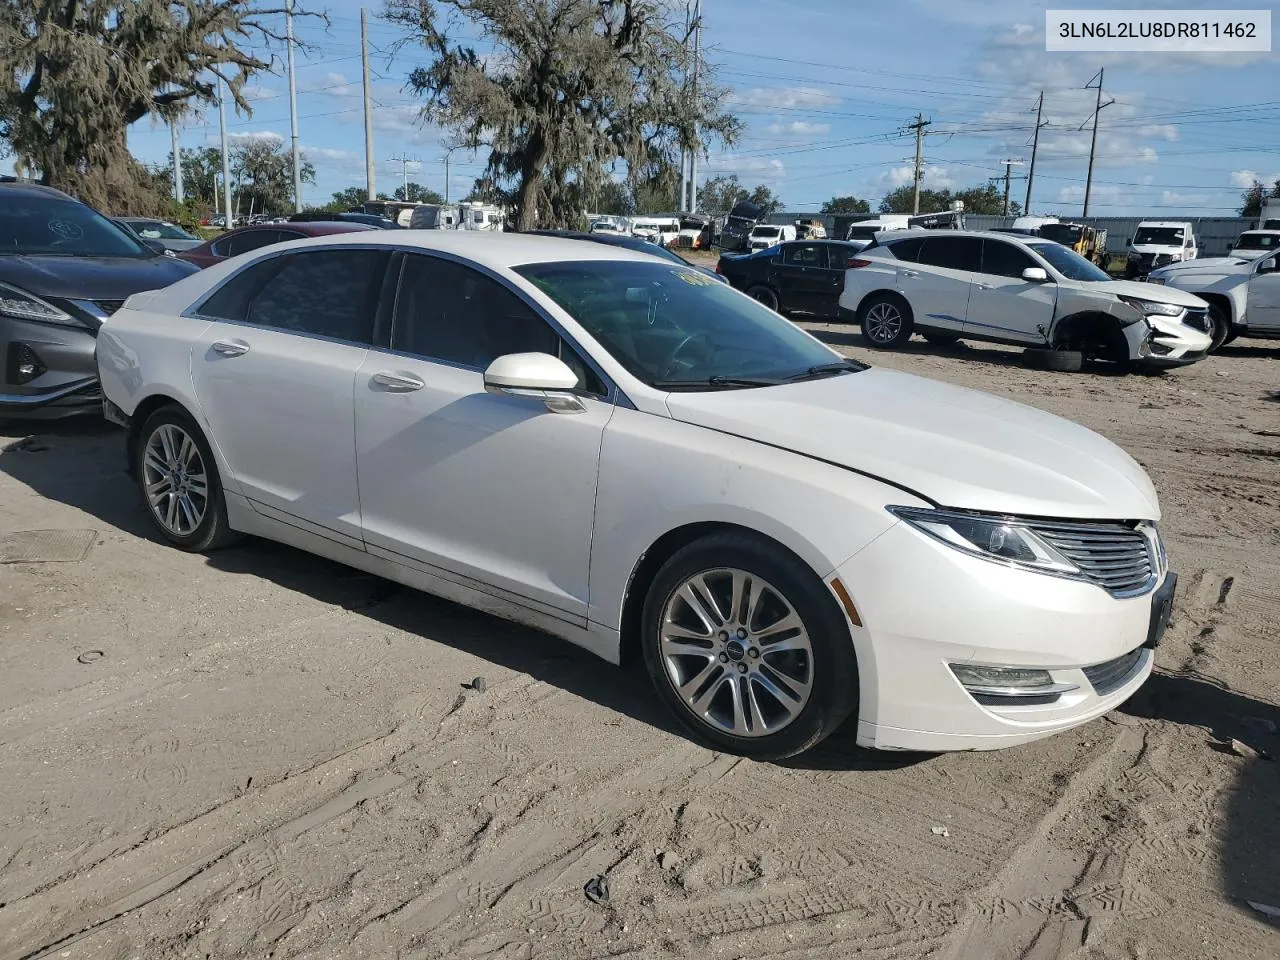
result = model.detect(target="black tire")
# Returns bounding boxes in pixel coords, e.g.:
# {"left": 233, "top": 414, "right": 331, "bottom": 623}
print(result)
{"left": 746, "top": 285, "right": 780, "bottom": 312}
{"left": 858, "top": 293, "right": 914, "bottom": 349}
{"left": 1028, "top": 348, "right": 1084, "bottom": 372}
{"left": 1206, "top": 303, "right": 1231, "bottom": 353}
{"left": 640, "top": 532, "right": 859, "bottom": 760}
{"left": 135, "top": 405, "right": 239, "bottom": 551}
{"left": 922, "top": 332, "right": 962, "bottom": 347}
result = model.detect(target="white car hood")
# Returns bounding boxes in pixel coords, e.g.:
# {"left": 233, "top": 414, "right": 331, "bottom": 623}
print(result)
{"left": 1151, "top": 256, "right": 1248, "bottom": 275}
{"left": 1094, "top": 278, "right": 1207, "bottom": 307}
{"left": 665, "top": 369, "right": 1159, "bottom": 520}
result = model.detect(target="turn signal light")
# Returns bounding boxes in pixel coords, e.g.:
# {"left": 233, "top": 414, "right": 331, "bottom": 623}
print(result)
{"left": 847, "top": 257, "right": 872, "bottom": 268}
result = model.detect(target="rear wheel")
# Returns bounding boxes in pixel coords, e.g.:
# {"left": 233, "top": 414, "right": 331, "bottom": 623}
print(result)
{"left": 858, "top": 294, "right": 914, "bottom": 349}
{"left": 640, "top": 532, "right": 858, "bottom": 760}
{"left": 747, "top": 285, "right": 780, "bottom": 312}
{"left": 136, "top": 406, "right": 239, "bottom": 551}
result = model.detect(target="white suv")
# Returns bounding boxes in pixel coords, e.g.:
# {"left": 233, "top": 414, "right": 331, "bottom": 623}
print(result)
{"left": 837, "top": 231, "right": 1212, "bottom": 371}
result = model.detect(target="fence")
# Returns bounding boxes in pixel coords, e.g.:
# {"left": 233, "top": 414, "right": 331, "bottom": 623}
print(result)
{"left": 756, "top": 212, "right": 1254, "bottom": 258}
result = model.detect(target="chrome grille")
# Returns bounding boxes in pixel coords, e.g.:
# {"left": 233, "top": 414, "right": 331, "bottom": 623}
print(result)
{"left": 1029, "top": 520, "right": 1156, "bottom": 596}
{"left": 1083, "top": 647, "right": 1146, "bottom": 695}
{"left": 93, "top": 299, "right": 125, "bottom": 316}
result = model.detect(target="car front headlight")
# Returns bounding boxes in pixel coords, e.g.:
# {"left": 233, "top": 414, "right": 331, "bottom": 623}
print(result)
{"left": 888, "top": 506, "right": 1081, "bottom": 576}
{"left": 1118, "top": 296, "right": 1183, "bottom": 317}
{"left": 0, "top": 282, "right": 75, "bottom": 326}
{"left": 1169, "top": 254, "right": 1182, "bottom": 261}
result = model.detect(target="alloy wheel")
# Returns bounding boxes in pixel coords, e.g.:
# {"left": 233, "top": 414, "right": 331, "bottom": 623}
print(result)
{"left": 659, "top": 568, "right": 814, "bottom": 738}
{"left": 865, "top": 302, "right": 902, "bottom": 343}
{"left": 142, "top": 423, "right": 209, "bottom": 537}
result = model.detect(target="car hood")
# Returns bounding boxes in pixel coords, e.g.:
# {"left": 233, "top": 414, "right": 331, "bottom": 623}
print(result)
{"left": 1227, "top": 248, "right": 1274, "bottom": 260}
{"left": 664, "top": 369, "right": 1159, "bottom": 520}
{"left": 1130, "top": 244, "right": 1184, "bottom": 255}
{"left": 1149, "top": 257, "right": 1250, "bottom": 278}
{"left": 1092, "top": 278, "right": 1207, "bottom": 307}
{"left": 0, "top": 254, "right": 198, "bottom": 300}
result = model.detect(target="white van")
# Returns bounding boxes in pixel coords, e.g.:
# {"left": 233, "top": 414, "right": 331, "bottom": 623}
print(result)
{"left": 748, "top": 223, "right": 796, "bottom": 251}
{"left": 408, "top": 204, "right": 461, "bottom": 230}
{"left": 631, "top": 216, "right": 680, "bottom": 246}
{"left": 1125, "top": 221, "right": 1197, "bottom": 279}
{"left": 844, "top": 215, "right": 911, "bottom": 241}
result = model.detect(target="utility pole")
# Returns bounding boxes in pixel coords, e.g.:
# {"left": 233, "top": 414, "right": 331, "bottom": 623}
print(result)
{"left": 389, "top": 155, "right": 417, "bottom": 201}
{"left": 997, "top": 159, "right": 1025, "bottom": 216}
{"left": 218, "top": 78, "right": 233, "bottom": 227}
{"left": 440, "top": 150, "right": 452, "bottom": 204}
{"left": 286, "top": 0, "right": 302, "bottom": 212}
{"left": 1082, "top": 68, "right": 1114, "bottom": 217}
{"left": 170, "top": 116, "right": 183, "bottom": 205}
{"left": 361, "top": 8, "right": 376, "bottom": 201}
{"left": 688, "top": 0, "right": 701, "bottom": 212}
{"left": 908, "top": 114, "right": 931, "bottom": 215}
{"left": 1025, "top": 91, "right": 1045, "bottom": 215}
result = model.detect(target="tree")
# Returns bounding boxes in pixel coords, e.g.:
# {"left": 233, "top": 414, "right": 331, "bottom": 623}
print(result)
{"left": 0, "top": 0, "right": 316, "bottom": 214}
{"left": 1239, "top": 178, "right": 1280, "bottom": 218}
{"left": 821, "top": 196, "right": 870, "bottom": 215}
{"left": 955, "top": 182, "right": 1020, "bottom": 216}
{"left": 698, "top": 175, "right": 782, "bottom": 215}
{"left": 384, "top": 0, "right": 741, "bottom": 230}
{"left": 880, "top": 185, "right": 951, "bottom": 214}
{"left": 233, "top": 137, "right": 315, "bottom": 214}
{"left": 395, "top": 182, "right": 445, "bottom": 203}
{"left": 747, "top": 184, "right": 784, "bottom": 216}
{"left": 594, "top": 179, "right": 633, "bottom": 216}
{"left": 152, "top": 147, "right": 224, "bottom": 210}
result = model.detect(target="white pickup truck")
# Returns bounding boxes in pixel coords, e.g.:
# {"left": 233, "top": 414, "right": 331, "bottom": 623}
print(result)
{"left": 1147, "top": 247, "right": 1280, "bottom": 350}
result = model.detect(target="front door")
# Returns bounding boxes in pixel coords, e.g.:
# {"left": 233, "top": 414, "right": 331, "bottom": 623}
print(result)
{"left": 354, "top": 253, "right": 614, "bottom": 624}
{"left": 898, "top": 235, "right": 981, "bottom": 333}
{"left": 189, "top": 247, "right": 388, "bottom": 547}
{"left": 1247, "top": 254, "right": 1280, "bottom": 331}
{"left": 965, "top": 239, "right": 1058, "bottom": 344}
{"left": 773, "top": 242, "right": 830, "bottom": 313}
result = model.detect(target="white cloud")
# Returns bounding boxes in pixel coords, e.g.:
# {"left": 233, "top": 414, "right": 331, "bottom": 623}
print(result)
{"left": 303, "top": 145, "right": 368, "bottom": 178}
{"left": 226, "top": 131, "right": 285, "bottom": 149}
{"left": 876, "top": 165, "right": 955, "bottom": 192}
{"left": 766, "top": 120, "right": 831, "bottom": 137}
{"left": 704, "top": 155, "right": 786, "bottom": 181}
{"left": 1161, "top": 190, "right": 1207, "bottom": 206}
{"left": 1055, "top": 183, "right": 1123, "bottom": 206}
{"left": 1138, "top": 124, "right": 1179, "bottom": 141}
{"left": 240, "top": 83, "right": 279, "bottom": 102}
{"left": 322, "top": 72, "right": 358, "bottom": 98}
{"left": 729, "top": 86, "right": 840, "bottom": 109}
{"left": 1232, "top": 169, "right": 1280, "bottom": 188}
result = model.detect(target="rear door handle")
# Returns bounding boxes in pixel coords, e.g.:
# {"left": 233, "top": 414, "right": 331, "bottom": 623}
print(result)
{"left": 211, "top": 339, "right": 250, "bottom": 357}
{"left": 372, "top": 371, "right": 426, "bottom": 392}
{"left": 975, "top": 282, "right": 992, "bottom": 290}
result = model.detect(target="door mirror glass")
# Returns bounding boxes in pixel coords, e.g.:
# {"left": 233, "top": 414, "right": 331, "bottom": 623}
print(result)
{"left": 1021, "top": 266, "right": 1049, "bottom": 282}
{"left": 484, "top": 352, "right": 581, "bottom": 394}
{"left": 1259, "top": 257, "right": 1278, "bottom": 274}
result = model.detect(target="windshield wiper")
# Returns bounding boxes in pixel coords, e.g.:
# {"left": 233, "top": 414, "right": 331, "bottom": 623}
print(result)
{"left": 785, "top": 361, "right": 865, "bottom": 381}
{"left": 651, "top": 375, "right": 781, "bottom": 390}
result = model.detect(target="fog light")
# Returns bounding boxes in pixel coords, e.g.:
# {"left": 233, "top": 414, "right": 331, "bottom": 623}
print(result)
{"left": 8, "top": 343, "right": 46, "bottom": 384}
{"left": 950, "top": 663, "right": 1078, "bottom": 702}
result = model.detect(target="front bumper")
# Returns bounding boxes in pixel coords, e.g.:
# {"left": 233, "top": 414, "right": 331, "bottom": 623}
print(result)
{"left": 1129, "top": 314, "right": 1212, "bottom": 368}
{"left": 0, "top": 317, "right": 101, "bottom": 419}
{"left": 834, "top": 520, "right": 1165, "bottom": 752}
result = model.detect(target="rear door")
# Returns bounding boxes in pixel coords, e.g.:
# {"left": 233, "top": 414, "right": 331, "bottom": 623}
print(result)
{"left": 965, "top": 239, "right": 1057, "bottom": 343}
{"left": 189, "top": 246, "right": 389, "bottom": 547}
{"left": 1246, "top": 254, "right": 1280, "bottom": 331}
{"left": 772, "top": 242, "right": 829, "bottom": 313}
{"left": 900, "top": 235, "right": 981, "bottom": 333}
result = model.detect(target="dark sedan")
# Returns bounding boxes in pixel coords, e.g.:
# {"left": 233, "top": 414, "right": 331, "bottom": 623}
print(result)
{"left": 0, "top": 182, "right": 198, "bottom": 419}
{"left": 716, "top": 239, "right": 868, "bottom": 316}
{"left": 178, "top": 221, "right": 378, "bottom": 269}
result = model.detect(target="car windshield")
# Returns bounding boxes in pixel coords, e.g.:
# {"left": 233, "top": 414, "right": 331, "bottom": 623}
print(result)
{"left": 1133, "top": 227, "right": 1185, "bottom": 245}
{"left": 127, "top": 220, "right": 195, "bottom": 241}
{"left": 515, "top": 260, "right": 861, "bottom": 389}
{"left": 753, "top": 227, "right": 780, "bottom": 237}
{"left": 1026, "top": 241, "right": 1112, "bottom": 282}
{"left": 1039, "top": 224, "right": 1083, "bottom": 245}
{"left": 1234, "top": 233, "right": 1280, "bottom": 251}
{"left": 0, "top": 194, "right": 151, "bottom": 257}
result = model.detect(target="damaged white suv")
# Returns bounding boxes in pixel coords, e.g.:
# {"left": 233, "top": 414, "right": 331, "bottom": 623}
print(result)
{"left": 838, "top": 231, "right": 1212, "bottom": 371}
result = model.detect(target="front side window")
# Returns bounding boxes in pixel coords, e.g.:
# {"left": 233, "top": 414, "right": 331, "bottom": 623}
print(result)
{"left": 916, "top": 237, "right": 982, "bottom": 272}
{"left": 782, "top": 243, "right": 826, "bottom": 267}
{"left": 244, "top": 249, "right": 387, "bottom": 342}
{"left": 196, "top": 258, "right": 285, "bottom": 321}
{"left": 981, "top": 239, "right": 1038, "bottom": 279}
{"left": 0, "top": 194, "right": 150, "bottom": 258}
{"left": 516, "top": 260, "right": 860, "bottom": 389}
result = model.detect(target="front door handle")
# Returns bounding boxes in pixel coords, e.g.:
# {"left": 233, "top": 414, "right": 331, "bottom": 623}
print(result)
{"left": 975, "top": 282, "right": 992, "bottom": 290}
{"left": 211, "top": 339, "right": 250, "bottom": 357}
{"left": 901, "top": 269, "right": 919, "bottom": 278}
{"left": 372, "top": 371, "right": 425, "bottom": 392}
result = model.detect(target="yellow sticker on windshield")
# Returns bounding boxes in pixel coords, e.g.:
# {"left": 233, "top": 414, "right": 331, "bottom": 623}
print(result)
{"left": 673, "top": 269, "right": 717, "bottom": 286}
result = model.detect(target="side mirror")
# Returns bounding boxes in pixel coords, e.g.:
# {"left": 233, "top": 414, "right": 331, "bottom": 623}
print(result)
{"left": 483, "top": 352, "right": 585, "bottom": 414}
{"left": 142, "top": 238, "right": 170, "bottom": 257}
{"left": 1259, "top": 258, "right": 1278, "bottom": 274}
{"left": 1021, "top": 266, "right": 1049, "bottom": 283}
{"left": 1125, "top": 238, "right": 1132, "bottom": 246}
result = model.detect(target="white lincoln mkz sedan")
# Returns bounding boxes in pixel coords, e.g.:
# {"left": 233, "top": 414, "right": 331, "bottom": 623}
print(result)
{"left": 97, "top": 232, "right": 1173, "bottom": 759}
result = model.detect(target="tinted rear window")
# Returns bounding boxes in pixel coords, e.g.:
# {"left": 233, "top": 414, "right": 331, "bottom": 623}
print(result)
{"left": 917, "top": 236, "right": 982, "bottom": 271}
{"left": 884, "top": 236, "right": 925, "bottom": 262}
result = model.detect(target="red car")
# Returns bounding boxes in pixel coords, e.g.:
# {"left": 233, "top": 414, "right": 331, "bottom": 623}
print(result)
{"left": 178, "top": 222, "right": 377, "bottom": 269}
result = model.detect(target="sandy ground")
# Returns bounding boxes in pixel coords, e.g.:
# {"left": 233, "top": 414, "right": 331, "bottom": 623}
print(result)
{"left": 0, "top": 332, "right": 1277, "bottom": 960}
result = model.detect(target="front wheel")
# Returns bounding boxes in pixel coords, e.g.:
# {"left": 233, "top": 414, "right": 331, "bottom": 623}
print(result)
{"left": 136, "top": 406, "right": 239, "bottom": 551}
{"left": 1206, "top": 303, "right": 1232, "bottom": 352}
{"left": 640, "top": 532, "right": 859, "bottom": 760}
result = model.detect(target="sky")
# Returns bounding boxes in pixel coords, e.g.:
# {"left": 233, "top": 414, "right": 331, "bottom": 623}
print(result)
{"left": 107, "top": 0, "right": 1280, "bottom": 216}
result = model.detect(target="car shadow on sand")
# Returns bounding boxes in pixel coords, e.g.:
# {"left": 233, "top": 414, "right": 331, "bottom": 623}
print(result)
{"left": 1121, "top": 670, "right": 1280, "bottom": 927}
{"left": 0, "top": 422, "right": 922, "bottom": 773}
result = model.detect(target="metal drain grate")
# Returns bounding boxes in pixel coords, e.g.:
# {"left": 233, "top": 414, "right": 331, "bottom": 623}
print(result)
{"left": 0, "top": 529, "right": 97, "bottom": 563}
